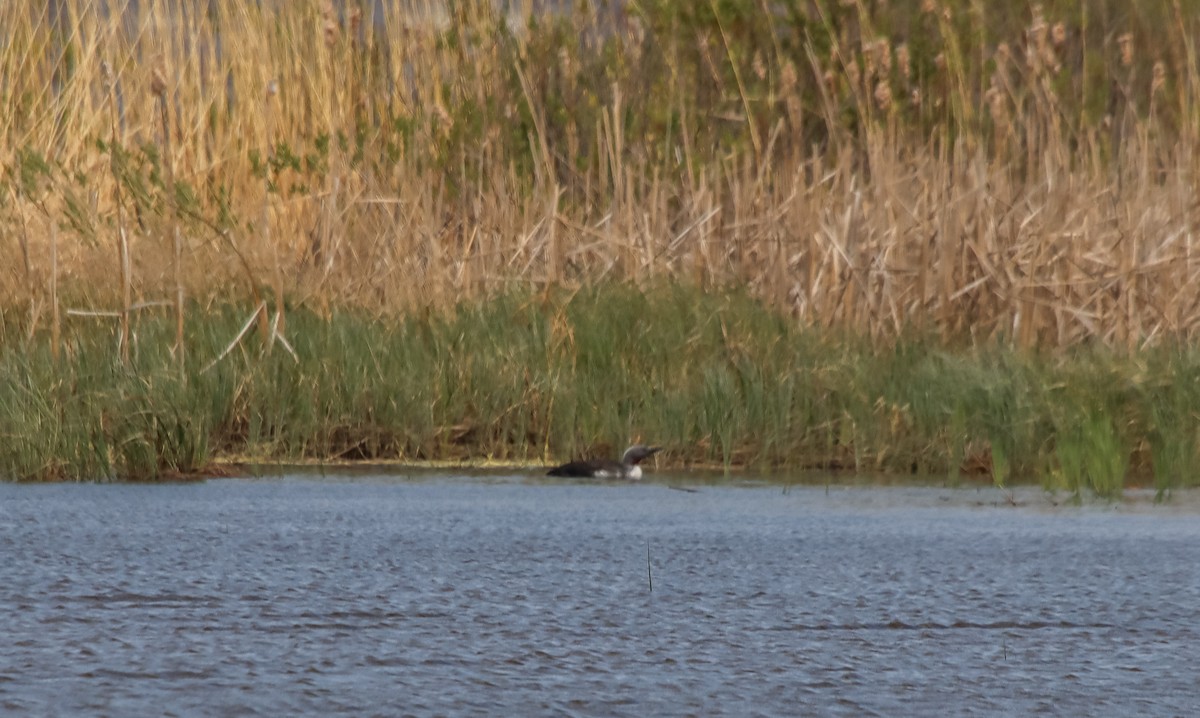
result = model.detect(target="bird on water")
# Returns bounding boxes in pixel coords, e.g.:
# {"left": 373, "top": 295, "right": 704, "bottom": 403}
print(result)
{"left": 547, "top": 445, "right": 662, "bottom": 479}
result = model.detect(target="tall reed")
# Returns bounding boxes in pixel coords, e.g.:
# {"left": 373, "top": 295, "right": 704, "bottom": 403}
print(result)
{"left": 0, "top": 1, "right": 1197, "bottom": 348}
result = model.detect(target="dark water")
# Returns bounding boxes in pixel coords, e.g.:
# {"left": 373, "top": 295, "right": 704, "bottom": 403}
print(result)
{"left": 1, "top": 475, "right": 1198, "bottom": 716}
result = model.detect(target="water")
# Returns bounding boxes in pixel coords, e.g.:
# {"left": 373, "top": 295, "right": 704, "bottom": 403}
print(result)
{"left": 1, "top": 474, "right": 1198, "bottom": 716}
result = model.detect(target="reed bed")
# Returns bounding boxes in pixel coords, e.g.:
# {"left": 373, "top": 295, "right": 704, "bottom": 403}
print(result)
{"left": 3, "top": 2, "right": 1200, "bottom": 487}
{"left": 2, "top": 283, "right": 1199, "bottom": 497}
{"left": 1, "top": 0, "right": 1198, "bottom": 347}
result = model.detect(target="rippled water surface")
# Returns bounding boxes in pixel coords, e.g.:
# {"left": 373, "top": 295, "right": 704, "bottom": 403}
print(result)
{"left": 2, "top": 474, "right": 1199, "bottom": 716}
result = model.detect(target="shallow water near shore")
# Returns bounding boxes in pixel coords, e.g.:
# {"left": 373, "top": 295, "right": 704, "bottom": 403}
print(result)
{"left": 2, "top": 474, "right": 1198, "bottom": 716}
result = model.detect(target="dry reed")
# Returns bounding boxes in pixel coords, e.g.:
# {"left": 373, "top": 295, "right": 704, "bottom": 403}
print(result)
{"left": 1, "top": 0, "right": 1198, "bottom": 349}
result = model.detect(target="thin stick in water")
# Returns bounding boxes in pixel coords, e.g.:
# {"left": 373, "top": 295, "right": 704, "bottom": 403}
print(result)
{"left": 646, "top": 540, "right": 653, "bottom": 592}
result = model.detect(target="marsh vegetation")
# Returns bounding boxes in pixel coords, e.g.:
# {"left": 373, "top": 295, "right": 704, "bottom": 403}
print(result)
{"left": 1, "top": 1, "right": 1199, "bottom": 486}
{"left": 2, "top": 283, "right": 1199, "bottom": 498}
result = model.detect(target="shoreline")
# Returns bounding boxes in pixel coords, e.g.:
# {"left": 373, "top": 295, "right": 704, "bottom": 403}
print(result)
{"left": 90, "top": 458, "right": 1200, "bottom": 512}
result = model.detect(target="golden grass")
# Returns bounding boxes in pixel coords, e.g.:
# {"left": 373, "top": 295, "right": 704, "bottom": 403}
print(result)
{"left": 2, "top": 0, "right": 1200, "bottom": 348}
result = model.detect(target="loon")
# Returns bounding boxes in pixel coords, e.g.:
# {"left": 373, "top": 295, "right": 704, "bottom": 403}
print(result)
{"left": 547, "top": 444, "right": 662, "bottom": 479}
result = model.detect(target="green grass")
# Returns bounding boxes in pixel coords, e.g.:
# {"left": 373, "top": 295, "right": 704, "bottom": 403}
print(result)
{"left": 2, "top": 282, "right": 1199, "bottom": 495}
